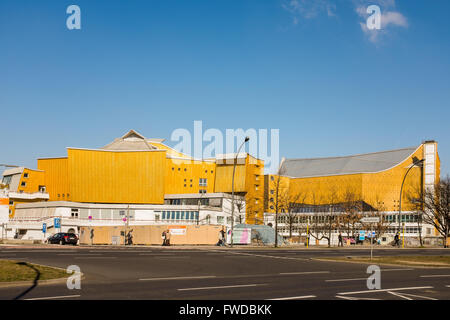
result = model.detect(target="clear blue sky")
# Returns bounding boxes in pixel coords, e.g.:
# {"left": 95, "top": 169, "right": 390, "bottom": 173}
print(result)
{"left": 1, "top": 0, "right": 449, "bottom": 175}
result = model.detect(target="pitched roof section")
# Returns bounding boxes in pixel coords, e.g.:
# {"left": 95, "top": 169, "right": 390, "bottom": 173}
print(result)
{"left": 280, "top": 146, "right": 419, "bottom": 178}
{"left": 102, "top": 130, "right": 159, "bottom": 151}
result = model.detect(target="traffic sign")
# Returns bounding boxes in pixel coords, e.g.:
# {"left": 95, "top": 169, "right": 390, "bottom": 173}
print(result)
{"left": 359, "top": 231, "right": 365, "bottom": 241}
{"left": 361, "top": 217, "right": 380, "bottom": 223}
{"left": 54, "top": 218, "right": 61, "bottom": 229}
{"left": 42, "top": 223, "right": 47, "bottom": 233}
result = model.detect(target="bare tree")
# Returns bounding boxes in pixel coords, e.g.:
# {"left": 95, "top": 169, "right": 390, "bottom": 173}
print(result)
{"left": 270, "top": 171, "right": 288, "bottom": 247}
{"left": 412, "top": 177, "right": 450, "bottom": 248}
{"left": 281, "top": 189, "right": 308, "bottom": 240}
{"left": 308, "top": 189, "right": 340, "bottom": 248}
{"left": 339, "top": 188, "right": 363, "bottom": 238}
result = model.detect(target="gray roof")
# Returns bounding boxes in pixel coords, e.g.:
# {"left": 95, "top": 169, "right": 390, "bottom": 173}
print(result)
{"left": 280, "top": 146, "right": 419, "bottom": 178}
{"left": 102, "top": 130, "right": 163, "bottom": 151}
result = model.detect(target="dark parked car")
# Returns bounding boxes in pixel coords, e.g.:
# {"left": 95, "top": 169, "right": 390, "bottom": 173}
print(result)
{"left": 47, "top": 232, "right": 78, "bottom": 245}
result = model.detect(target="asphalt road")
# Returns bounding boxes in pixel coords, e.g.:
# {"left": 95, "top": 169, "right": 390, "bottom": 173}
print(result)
{"left": 0, "top": 245, "right": 449, "bottom": 300}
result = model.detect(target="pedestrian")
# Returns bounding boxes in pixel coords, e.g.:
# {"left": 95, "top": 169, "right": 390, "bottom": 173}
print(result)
{"left": 161, "top": 230, "right": 166, "bottom": 246}
{"left": 165, "top": 229, "right": 171, "bottom": 246}
{"left": 394, "top": 232, "right": 400, "bottom": 247}
{"left": 127, "top": 229, "right": 133, "bottom": 245}
{"left": 338, "top": 232, "right": 343, "bottom": 247}
{"left": 220, "top": 228, "right": 226, "bottom": 246}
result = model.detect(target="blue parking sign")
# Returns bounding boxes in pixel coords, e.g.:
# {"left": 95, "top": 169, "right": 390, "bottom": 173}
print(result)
{"left": 54, "top": 218, "right": 61, "bottom": 229}
{"left": 359, "top": 231, "right": 365, "bottom": 241}
{"left": 42, "top": 223, "right": 47, "bottom": 233}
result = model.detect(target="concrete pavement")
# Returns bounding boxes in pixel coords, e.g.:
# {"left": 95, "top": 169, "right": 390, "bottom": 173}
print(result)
{"left": 0, "top": 245, "right": 449, "bottom": 300}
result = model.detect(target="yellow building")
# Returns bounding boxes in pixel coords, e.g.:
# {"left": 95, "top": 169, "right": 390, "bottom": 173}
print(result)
{"left": 264, "top": 141, "right": 440, "bottom": 243}
{"left": 2, "top": 130, "right": 265, "bottom": 224}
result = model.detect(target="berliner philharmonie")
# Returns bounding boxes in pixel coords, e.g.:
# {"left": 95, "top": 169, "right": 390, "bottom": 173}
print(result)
{"left": 0, "top": 130, "right": 442, "bottom": 246}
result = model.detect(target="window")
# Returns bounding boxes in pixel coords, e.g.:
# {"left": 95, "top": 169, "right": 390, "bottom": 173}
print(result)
{"left": 176, "top": 211, "right": 180, "bottom": 220}
{"left": 199, "top": 178, "right": 207, "bottom": 187}
{"left": 21, "top": 181, "right": 26, "bottom": 187}
{"left": 155, "top": 214, "right": 160, "bottom": 222}
{"left": 2, "top": 175, "right": 12, "bottom": 185}
{"left": 162, "top": 212, "right": 166, "bottom": 220}
{"left": 270, "top": 190, "right": 274, "bottom": 195}
{"left": 217, "top": 216, "right": 224, "bottom": 224}
{"left": 71, "top": 209, "right": 79, "bottom": 218}
{"left": 9, "top": 200, "right": 13, "bottom": 205}
{"left": 23, "top": 173, "right": 29, "bottom": 178}
{"left": 199, "top": 189, "right": 207, "bottom": 194}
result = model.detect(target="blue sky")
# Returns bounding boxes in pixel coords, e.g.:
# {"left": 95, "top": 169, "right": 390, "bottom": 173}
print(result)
{"left": 0, "top": 0, "right": 449, "bottom": 175}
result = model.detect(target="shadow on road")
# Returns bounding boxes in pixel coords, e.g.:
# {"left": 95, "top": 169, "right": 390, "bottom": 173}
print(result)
{"left": 13, "top": 262, "right": 41, "bottom": 300}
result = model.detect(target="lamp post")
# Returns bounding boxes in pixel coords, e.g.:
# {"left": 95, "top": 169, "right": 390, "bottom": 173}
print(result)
{"left": 230, "top": 136, "right": 250, "bottom": 247}
{"left": 398, "top": 158, "right": 424, "bottom": 248}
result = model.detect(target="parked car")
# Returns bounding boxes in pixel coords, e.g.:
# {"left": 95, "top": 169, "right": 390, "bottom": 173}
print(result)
{"left": 47, "top": 232, "right": 78, "bottom": 245}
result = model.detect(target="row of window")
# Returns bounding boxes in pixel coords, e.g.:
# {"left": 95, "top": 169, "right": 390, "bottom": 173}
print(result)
{"left": 171, "top": 167, "right": 214, "bottom": 175}
{"left": 158, "top": 211, "right": 200, "bottom": 221}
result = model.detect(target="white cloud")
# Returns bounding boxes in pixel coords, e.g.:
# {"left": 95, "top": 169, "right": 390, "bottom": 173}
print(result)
{"left": 282, "top": 0, "right": 337, "bottom": 23}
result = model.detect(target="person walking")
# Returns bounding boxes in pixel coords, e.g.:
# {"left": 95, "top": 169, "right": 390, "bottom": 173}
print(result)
{"left": 161, "top": 230, "right": 166, "bottom": 246}
{"left": 394, "top": 232, "right": 400, "bottom": 247}
{"left": 220, "top": 228, "right": 226, "bottom": 246}
{"left": 338, "top": 232, "right": 343, "bottom": 247}
{"left": 165, "top": 229, "right": 171, "bottom": 246}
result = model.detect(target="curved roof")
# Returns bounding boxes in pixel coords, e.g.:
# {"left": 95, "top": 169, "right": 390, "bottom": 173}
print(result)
{"left": 280, "top": 146, "right": 419, "bottom": 178}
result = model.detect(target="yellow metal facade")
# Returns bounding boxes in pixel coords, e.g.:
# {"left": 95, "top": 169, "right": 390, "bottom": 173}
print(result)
{"left": 67, "top": 148, "right": 167, "bottom": 204}
{"left": 265, "top": 143, "right": 440, "bottom": 213}
{"left": 37, "top": 158, "right": 69, "bottom": 201}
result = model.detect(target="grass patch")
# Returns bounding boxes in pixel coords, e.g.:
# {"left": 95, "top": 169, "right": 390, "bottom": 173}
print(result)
{"left": 320, "top": 255, "right": 450, "bottom": 267}
{"left": 0, "top": 259, "right": 68, "bottom": 282}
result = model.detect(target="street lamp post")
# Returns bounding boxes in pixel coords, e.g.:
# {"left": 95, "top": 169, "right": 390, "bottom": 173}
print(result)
{"left": 398, "top": 158, "right": 424, "bottom": 248}
{"left": 230, "top": 137, "right": 250, "bottom": 247}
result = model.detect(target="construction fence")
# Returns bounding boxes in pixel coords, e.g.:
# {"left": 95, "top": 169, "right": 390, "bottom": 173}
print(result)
{"left": 79, "top": 224, "right": 224, "bottom": 245}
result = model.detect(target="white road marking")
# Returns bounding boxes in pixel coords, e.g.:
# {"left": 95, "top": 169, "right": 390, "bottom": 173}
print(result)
{"left": 381, "top": 269, "right": 414, "bottom": 272}
{"left": 279, "top": 271, "right": 330, "bottom": 275}
{"left": 388, "top": 291, "right": 413, "bottom": 300}
{"left": 74, "top": 257, "right": 117, "bottom": 259}
{"left": 58, "top": 253, "right": 102, "bottom": 256}
{"left": 420, "top": 275, "right": 450, "bottom": 278}
{"left": 205, "top": 250, "right": 310, "bottom": 261}
{"left": 178, "top": 284, "right": 266, "bottom": 291}
{"left": 391, "top": 292, "right": 437, "bottom": 300}
{"left": 336, "top": 295, "right": 380, "bottom": 300}
{"left": 24, "top": 295, "right": 81, "bottom": 300}
{"left": 139, "top": 253, "right": 175, "bottom": 256}
{"left": 326, "top": 278, "right": 367, "bottom": 282}
{"left": 267, "top": 295, "right": 316, "bottom": 300}
{"left": 338, "top": 286, "right": 433, "bottom": 295}
{"left": 140, "top": 276, "right": 217, "bottom": 281}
